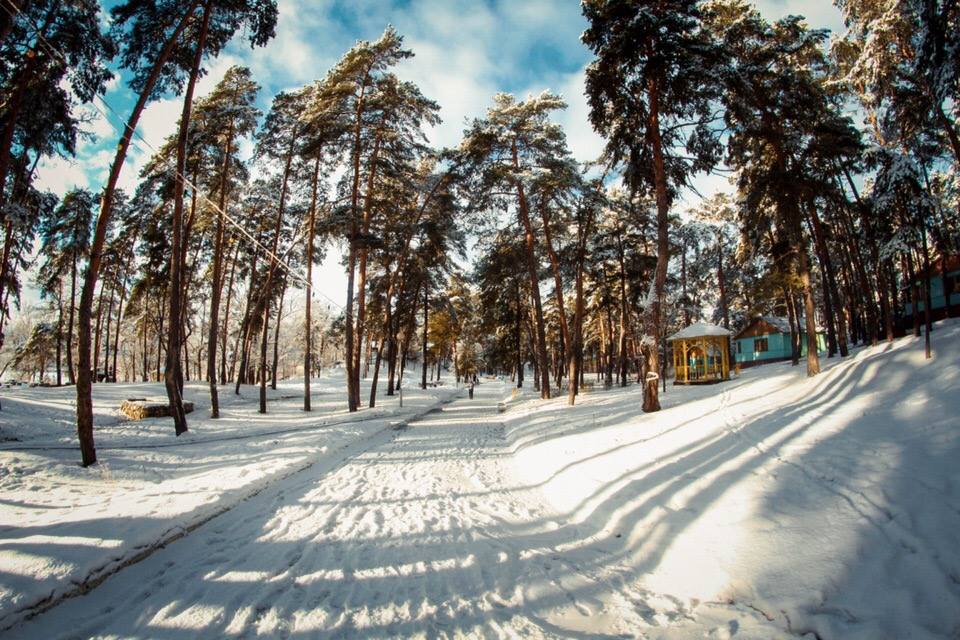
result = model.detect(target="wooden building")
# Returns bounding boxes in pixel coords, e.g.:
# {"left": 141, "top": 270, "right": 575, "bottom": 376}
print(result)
{"left": 667, "top": 322, "right": 732, "bottom": 385}
{"left": 733, "top": 316, "right": 825, "bottom": 368}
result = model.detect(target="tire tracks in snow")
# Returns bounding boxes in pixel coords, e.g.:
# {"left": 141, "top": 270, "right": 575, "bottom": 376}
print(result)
{"left": 0, "top": 389, "right": 461, "bottom": 633}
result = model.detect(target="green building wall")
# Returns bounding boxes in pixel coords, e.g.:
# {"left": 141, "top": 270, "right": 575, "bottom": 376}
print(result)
{"left": 903, "top": 268, "right": 960, "bottom": 314}
{"left": 734, "top": 332, "right": 827, "bottom": 365}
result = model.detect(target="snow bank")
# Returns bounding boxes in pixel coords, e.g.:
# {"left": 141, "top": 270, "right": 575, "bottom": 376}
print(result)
{"left": 0, "top": 371, "right": 460, "bottom": 630}
{"left": 502, "top": 320, "right": 960, "bottom": 638}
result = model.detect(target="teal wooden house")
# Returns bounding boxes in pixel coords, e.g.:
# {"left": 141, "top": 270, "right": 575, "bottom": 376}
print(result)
{"left": 733, "top": 317, "right": 826, "bottom": 368}
{"left": 902, "top": 255, "right": 960, "bottom": 320}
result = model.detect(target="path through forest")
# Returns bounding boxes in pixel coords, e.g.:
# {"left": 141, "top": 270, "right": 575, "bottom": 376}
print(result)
{"left": 11, "top": 381, "right": 741, "bottom": 638}
{"left": 8, "top": 320, "right": 959, "bottom": 638}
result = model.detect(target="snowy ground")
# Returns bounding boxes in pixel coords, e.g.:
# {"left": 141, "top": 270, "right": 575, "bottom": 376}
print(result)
{"left": 0, "top": 370, "right": 460, "bottom": 630}
{"left": 2, "top": 322, "right": 959, "bottom": 638}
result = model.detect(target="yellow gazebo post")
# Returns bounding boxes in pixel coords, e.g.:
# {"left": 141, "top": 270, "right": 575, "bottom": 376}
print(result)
{"left": 721, "top": 335, "right": 730, "bottom": 380}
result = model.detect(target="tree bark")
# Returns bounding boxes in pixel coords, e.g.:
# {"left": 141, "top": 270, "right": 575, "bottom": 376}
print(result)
{"left": 303, "top": 156, "right": 320, "bottom": 411}
{"left": 918, "top": 209, "right": 933, "bottom": 359}
{"left": 421, "top": 282, "right": 429, "bottom": 390}
{"left": 539, "top": 199, "right": 570, "bottom": 388}
{"left": 797, "top": 247, "right": 821, "bottom": 376}
{"left": 271, "top": 277, "right": 286, "bottom": 389}
{"left": 258, "top": 147, "right": 295, "bottom": 413}
{"left": 616, "top": 229, "right": 628, "bottom": 387}
{"left": 642, "top": 77, "right": 668, "bottom": 412}
{"left": 512, "top": 141, "right": 550, "bottom": 399}
{"left": 66, "top": 251, "right": 77, "bottom": 384}
{"left": 567, "top": 206, "right": 594, "bottom": 404}
{"left": 221, "top": 239, "right": 240, "bottom": 382}
{"left": 55, "top": 282, "right": 63, "bottom": 386}
{"left": 716, "top": 232, "right": 730, "bottom": 330}
{"left": 75, "top": 0, "right": 201, "bottom": 465}
{"left": 344, "top": 77, "right": 371, "bottom": 413}
{"left": 165, "top": 0, "right": 211, "bottom": 436}
{"left": 352, "top": 134, "right": 381, "bottom": 407}
{"left": 206, "top": 119, "right": 235, "bottom": 418}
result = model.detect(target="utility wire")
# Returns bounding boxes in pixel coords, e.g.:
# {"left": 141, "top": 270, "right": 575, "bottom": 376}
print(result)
{"left": 0, "top": 0, "right": 346, "bottom": 312}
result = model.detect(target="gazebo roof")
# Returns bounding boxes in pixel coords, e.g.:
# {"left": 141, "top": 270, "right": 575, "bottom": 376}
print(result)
{"left": 667, "top": 322, "right": 733, "bottom": 342}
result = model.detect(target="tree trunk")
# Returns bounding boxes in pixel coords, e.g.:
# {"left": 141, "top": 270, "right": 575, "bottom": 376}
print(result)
{"left": 681, "top": 244, "right": 690, "bottom": 327}
{"left": 808, "top": 206, "right": 847, "bottom": 357}
{"left": 539, "top": 199, "right": 570, "bottom": 387}
{"left": 797, "top": 247, "right": 821, "bottom": 376}
{"left": 421, "top": 282, "right": 429, "bottom": 390}
{"left": 271, "top": 278, "right": 287, "bottom": 389}
{"left": 838, "top": 169, "right": 882, "bottom": 344}
{"left": 344, "top": 79, "right": 370, "bottom": 413}
{"left": 369, "top": 333, "right": 384, "bottom": 408}
{"left": 567, "top": 205, "right": 594, "bottom": 404}
{"left": 221, "top": 239, "right": 241, "bottom": 382}
{"left": 515, "top": 280, "right": 523, "bottom": 388}
{"left": 304, "top": 156, "right": 320, "bottom": 411}
{"left": 918, "top": 210, "right": 933, "bottom": 359}
{"left": 113, "top": 275, "right": 127, "bottom": 382}
{"left": 56, "top": 283, "right": 63, "bottom": 386}
{"left": 206, "top": 120, "right": 235, "bottom": 418}
{"left": 716, "top": 233, "right": 730, "bottom": 330}
{"left": 67, "top": 254, "right": 77, "bottom": 385}
{"left": 352, "top": 134, "right": 381, "bottom": 407}
{"left": 616, "top": 229, "right": 628, "bottom": 387}
{"left": 642, "top": 77, "right": 669, "bottom": 412}
{"left": 102, "top": 287, "right": 115, "bottom": 380}
{"left": 165, "top": 0, "right": 211, "bottom": 436}
{"left": 75, "top": 0, "right": 201, "bottom": 465}
{"left": 93, "top": 280, "right": 106, "bottom": 381}
{"left": 258, "top": 146, "right": 295, "bottom": 412}
{"left": 906, "top": 253, "right": 920, "bottom": 337}
{"left": 233, "top": 257, "right": 259, "bottom": 393}
{"left": 805, "top": 209, "right": 836, "bottom": 357}
{"left": 512, "top": 142, "right": 550, "bottom": 399}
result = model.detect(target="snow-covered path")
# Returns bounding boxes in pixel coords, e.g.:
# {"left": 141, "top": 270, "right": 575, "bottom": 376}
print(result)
{"left": 7, "top": 323, "right": 959, "bottom": 639}
{"left": 7, "top": 382, "right": 642, "bottom": 639}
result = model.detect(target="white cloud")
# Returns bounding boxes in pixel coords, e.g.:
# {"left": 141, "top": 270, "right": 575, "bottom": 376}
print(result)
{"left": 554, "top": 68, "right": 604, "bottom": 164}
{"left": 34, "top": 155, "right": 91, "bottom": 195}
{"left": 756, "top": 0, "right": 844, "bottom": 32}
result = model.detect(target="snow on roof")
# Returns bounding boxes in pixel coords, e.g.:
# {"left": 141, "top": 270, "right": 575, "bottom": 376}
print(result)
{"left": 736, "top": 316, "right": 824, "bottom": 338}
{"left": 760, "top": 316, "right": 792, "bottom": 333}
{"left": 667, "top": 322, "right": 733, "bottom": 341}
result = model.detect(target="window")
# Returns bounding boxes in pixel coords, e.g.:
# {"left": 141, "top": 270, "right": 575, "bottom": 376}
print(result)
{"left": 754, "top": 337, "right": 769, "bottom": 353}
{"left": 736, "top": 342, "right": 742, "bottom": 354}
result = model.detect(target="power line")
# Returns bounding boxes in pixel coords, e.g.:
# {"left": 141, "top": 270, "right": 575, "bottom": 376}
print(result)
{"left": 0, "top": 0, "right": 346, "bottom": 312}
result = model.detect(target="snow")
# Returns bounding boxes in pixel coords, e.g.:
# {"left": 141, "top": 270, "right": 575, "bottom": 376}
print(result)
{"left": 2, "top": 321, "right": 959, "bottom": 638}
{"left": 667, "top": 321, "right": 733, "bottom": 341}
{"left": 759, "top": 315, "right": 791, "bottom": 333}
{"left": 0, "top": 371, "right": 460, "bottom": 630}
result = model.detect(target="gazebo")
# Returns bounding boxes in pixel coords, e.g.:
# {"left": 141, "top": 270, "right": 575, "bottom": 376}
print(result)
{"left": 667, "top": 322, "right": 732, "bottom": 385}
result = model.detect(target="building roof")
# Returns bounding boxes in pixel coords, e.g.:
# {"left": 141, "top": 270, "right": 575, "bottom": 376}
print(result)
{"left": 908, "top": 253, "right": 960, "bottom": 283}
{"left": 667, "top": 322, "right": 733, "bottom": 341}
{"left": 735, "top": 315, "right": 823, "bottom": 340}
{"left": 759, "top": 316, "right": 791, "bottom": 333}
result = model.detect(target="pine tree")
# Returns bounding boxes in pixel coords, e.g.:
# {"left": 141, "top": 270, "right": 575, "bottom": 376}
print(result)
{"left": 710, "top": 3, "right": 861, "bottom": 376}
{"left": 0, "top": 0, "right": 113, "bottom": 364}
{"left": 583, "top": 0, "right": 724, "bottom": 411}
{"left": 37, "top": 189, "right": 95, "bottom": 385}
{"left": 459, "top": 92, "right": 570, "bottom": 399}
{"left": 311, "top": 27, "right": 417, "bottom": 411}
{"left": 193, "top": 65, "right": 260, "bottom": 418}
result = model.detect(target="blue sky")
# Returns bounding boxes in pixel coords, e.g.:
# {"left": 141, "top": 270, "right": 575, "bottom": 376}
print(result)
{"left": 32, "top": 0, "right": 846, "bottom": 310}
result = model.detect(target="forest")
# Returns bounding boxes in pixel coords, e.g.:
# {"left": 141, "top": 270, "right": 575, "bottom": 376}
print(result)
{"left": 0, "top": 0, "right": 957, "bottom": 471}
